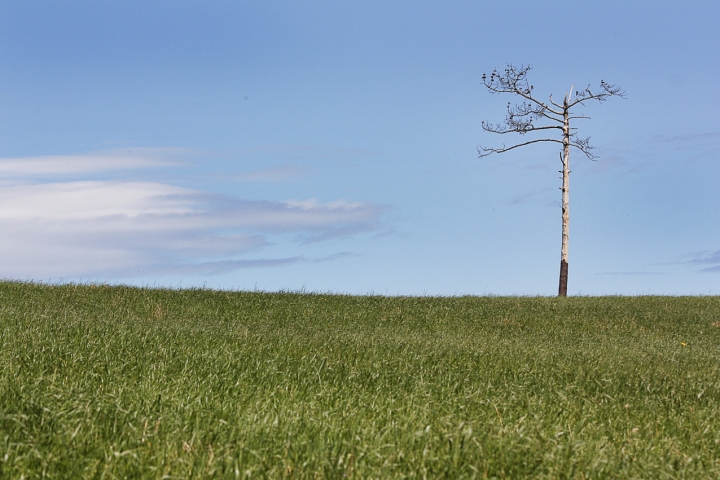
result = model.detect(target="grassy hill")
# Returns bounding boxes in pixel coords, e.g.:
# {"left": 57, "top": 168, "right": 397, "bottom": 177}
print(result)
{"left": 1, "top": 281, "right": 719, "bottom": 478}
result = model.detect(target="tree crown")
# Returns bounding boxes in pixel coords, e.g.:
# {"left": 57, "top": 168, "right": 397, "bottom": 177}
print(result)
{"left": 479, "top": 64, "right": 625, "bottom": 159}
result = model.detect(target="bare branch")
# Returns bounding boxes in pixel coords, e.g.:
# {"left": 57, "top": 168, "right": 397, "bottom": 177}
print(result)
{"left": 548, "top": 94, "right": 564, "bottom": 110}
{"left": 507, "top": 100, "right": 563, "bottom": 124}
{"left": 478, "top": 138, "right": 563, "bottom": 157}
{"left": 482, "top": 64, "right": 563, "bottom": 116}
{"left": 481, "top": 121, "right": 562, "bottom": 134}
{"left": 569, "top": 80, "right": 626, "bottom": 108}
{"left": 569, "top": 135, "right": 597, "bottom": 159}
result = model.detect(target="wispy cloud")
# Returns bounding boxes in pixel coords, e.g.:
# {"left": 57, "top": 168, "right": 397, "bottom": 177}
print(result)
{"left": 506, "top": 187, "right": 556, "bottom": 207}
{"left": 134, "top": 257, "right": 303, "bottom": 276}
{"left": 311, "top": 251, "right": 354, "bottom": 263}
{"left": 0, "top": 149, "right": 387, "bottom": 280}
{"left": 652, "top": 132, "right": 720, "bottom": 143}
{"left": 647, "top": 132, "right": 720, "bottom": 161}
{"left": 234, "top": 144, "right": 382, "bottom": 161}
{"left": 231, "top": 164, "right": 310, "bottom": 182}
{"left": 577, "top": 152, "right": 649, "bottom": 177}
{"left": 595, "top": 271, "right": 665, "bottom": 276}
{"left": 687, "top": 250, "right": 720, "bottom": 273}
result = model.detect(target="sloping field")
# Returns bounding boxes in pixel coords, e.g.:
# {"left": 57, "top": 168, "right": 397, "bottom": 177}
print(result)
{"left": 1, "top": 281, "right": 719, "bottom": 478}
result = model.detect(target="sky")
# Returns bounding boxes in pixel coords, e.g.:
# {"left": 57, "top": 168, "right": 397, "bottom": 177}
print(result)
{"left": 0, "top": 0, "right": 719, "bottom": 295}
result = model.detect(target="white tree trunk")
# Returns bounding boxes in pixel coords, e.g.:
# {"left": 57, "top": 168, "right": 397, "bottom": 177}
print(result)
{"left": 559, "top": 98, "right": 570, "bottom": 297}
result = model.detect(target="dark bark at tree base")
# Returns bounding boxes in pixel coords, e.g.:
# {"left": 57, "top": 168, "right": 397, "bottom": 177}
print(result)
{"left": 558, "top": 260, "right": 569, "bottom": 297}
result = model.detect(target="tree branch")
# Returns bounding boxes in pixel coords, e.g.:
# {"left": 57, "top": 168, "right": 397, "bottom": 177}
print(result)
{"left": 569, "top": 135, "right": 596, "bottom": 159}
{"left": 482, "top": 65, "right": 564, "bottom": 116}
{"left": 478, "top": 138, "right": 563, "bottom": 157}
{"left": 548, "top": 94, "right": 565, "bottom": 110}
{"left": 568, "top": 81, "right": 626, "bottom": 108}
{"left": 481, "top": 122, "right": 563, "bottom": 134}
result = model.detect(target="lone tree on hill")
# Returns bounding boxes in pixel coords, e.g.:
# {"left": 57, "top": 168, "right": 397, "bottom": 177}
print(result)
{"left": 479, "top": 64, "right": 625, "bottom": 297}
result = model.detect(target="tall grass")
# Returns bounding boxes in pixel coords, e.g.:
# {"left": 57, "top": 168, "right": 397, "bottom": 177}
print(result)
{"left": 1, "top": 281, "right": 719, "bottom": 478}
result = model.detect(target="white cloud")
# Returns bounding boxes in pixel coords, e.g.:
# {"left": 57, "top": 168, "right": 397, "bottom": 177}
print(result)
{"left": 0, "top": 151, "right": 386, "bottom": 280}
{"left": 0, "top": 148, "right": 184, "bottom": 179}
{"left": 0, "top": 181, "right": 192, "bottom": 220}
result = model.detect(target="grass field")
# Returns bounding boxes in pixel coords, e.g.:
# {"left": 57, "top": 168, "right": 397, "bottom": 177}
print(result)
{"left": 1, "top": 281, "right": 720, "bottom": 478}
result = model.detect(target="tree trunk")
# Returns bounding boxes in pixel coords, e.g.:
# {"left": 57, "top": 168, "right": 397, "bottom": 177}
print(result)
{"left": 558, "top": 97, "right": 570, "bottom": 297}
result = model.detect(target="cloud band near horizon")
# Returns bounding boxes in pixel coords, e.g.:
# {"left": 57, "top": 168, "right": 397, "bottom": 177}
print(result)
{"left": 0, "top": 151, "right": 387, "bottom": 280}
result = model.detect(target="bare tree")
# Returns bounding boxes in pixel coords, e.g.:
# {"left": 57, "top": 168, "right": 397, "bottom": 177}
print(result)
{"left": 479, "top": 64, "right": 624, "bottom": 297}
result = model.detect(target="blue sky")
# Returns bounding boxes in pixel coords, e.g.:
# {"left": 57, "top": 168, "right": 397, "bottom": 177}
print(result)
{"left": 0, "top": 0, "right": 718, "bottom": 295}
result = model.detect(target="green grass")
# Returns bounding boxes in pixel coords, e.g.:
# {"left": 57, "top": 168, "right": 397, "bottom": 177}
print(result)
{"left": 1, "top": 281, "right": 720, "bottom": 478}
